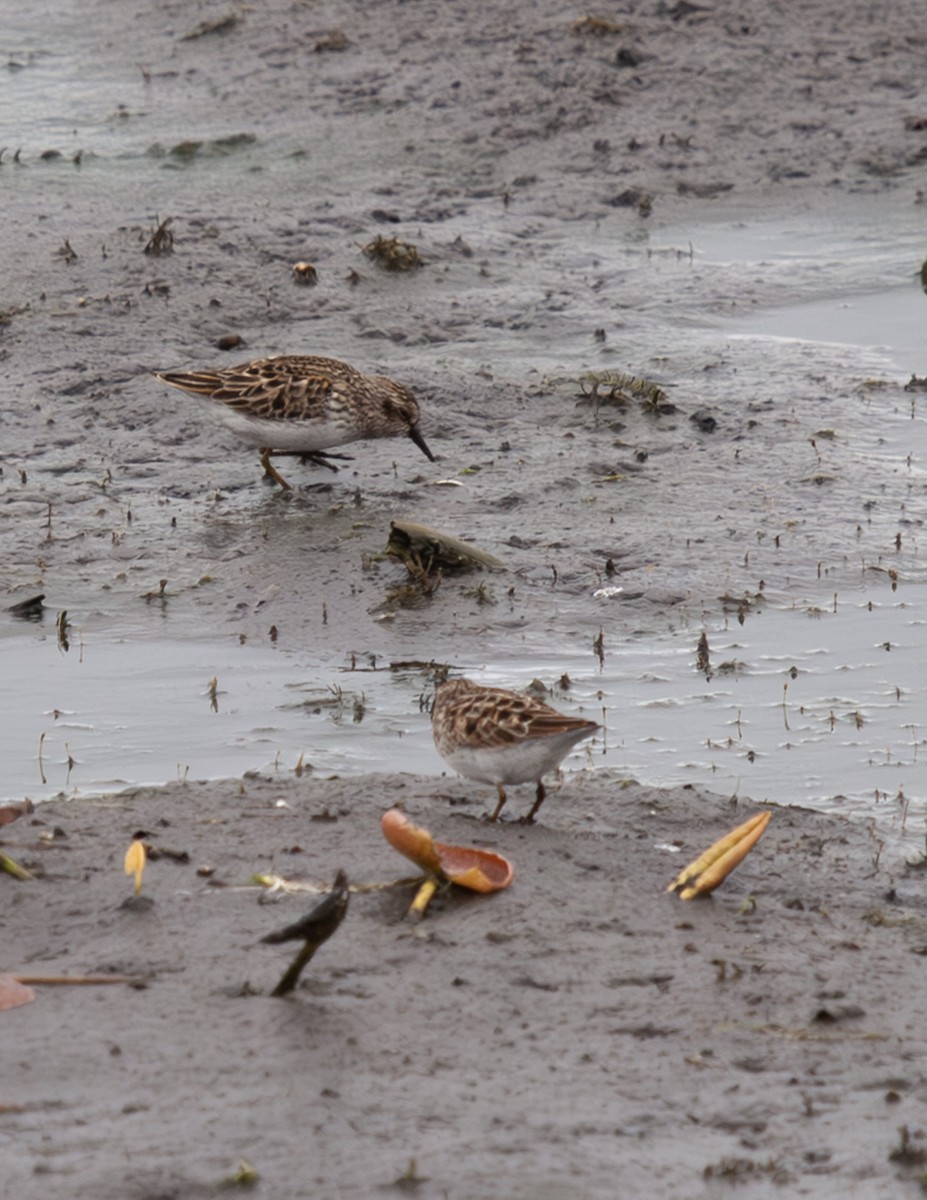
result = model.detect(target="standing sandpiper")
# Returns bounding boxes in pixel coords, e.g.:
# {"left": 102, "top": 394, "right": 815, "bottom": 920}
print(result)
{"left": 432, "top": 677, "right": 600, "bottom": 823}
{"left": 154, "top": 354, "right": 435, "bottom": 488}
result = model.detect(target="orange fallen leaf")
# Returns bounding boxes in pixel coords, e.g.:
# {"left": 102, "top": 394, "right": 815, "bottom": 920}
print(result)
{"left": 380, "top": 809, "right": 444, "bottom": 876}
{"left": 0, "top": 800, "right": 32, "bottom": 827}
{"left": 429, "top": 842, "right": 515, "bottom": 893}
{"left": 0, "top": 975, "right": 36, "bottom": 1012}
{"left": 381, "top": 808, "right": 514, "bottom": 920}
{"left": 381, "top": 809, "right": 514, "bottom": 893}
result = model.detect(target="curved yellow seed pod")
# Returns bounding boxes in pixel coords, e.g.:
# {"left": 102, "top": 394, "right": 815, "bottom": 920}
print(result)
{"left": 124, "top": 840, "right": 147, "bottom": 895}
{"left": 667, "top": 811, "right": 771, "bottom": 900}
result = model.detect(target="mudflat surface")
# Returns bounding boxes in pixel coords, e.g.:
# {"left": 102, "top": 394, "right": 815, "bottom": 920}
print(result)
{"left": 3, "top": 0, "right": 927, "bottom": 1196}
{"left": 5, "top": 776, "right": 927, "bottom": 1199}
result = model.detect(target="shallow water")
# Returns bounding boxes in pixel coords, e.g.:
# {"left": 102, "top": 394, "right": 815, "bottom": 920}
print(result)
{"left": 731, "top": 287, "right": 925, "bottom": 376}
{"left": 668, "top": 207, "right": 927, "bottom": 375}
{"left": 6, "top": 569, "right": 926, "bottom": 849}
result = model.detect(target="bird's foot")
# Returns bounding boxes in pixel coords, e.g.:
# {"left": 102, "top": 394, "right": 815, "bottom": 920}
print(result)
{"left": 298, "top": 451, "right": 354, "bottom": 473}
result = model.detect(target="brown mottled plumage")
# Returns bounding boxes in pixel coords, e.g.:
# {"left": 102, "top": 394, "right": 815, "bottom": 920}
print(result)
{"left": 432, "top": 677, "right": 600, "bottom": 823}
{"left": 154, "top": 354, "right": 434, "bottom": 488}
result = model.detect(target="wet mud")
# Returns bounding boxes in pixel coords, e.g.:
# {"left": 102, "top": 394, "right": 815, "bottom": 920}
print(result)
{"left": 6, "top": 775, "right": 927, "bottom": 1197}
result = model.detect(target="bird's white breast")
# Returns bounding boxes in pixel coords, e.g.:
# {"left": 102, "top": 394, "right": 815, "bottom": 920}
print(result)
{"left": 208, "top": 405, "right": 363, "bottom": 452}
{"left": 442, "top": 737, "right": 582, "bottom": 786}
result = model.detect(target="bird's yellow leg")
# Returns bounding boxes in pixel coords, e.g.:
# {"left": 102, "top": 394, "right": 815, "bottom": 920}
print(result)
{"left": 490, "top": 783, "right": 508, "bottom": 822}
{"left": 522, "top": 781, "right": 547, "bottom": 825}
{"left": 259, "top": 448, "right": 293, "bottom": 490}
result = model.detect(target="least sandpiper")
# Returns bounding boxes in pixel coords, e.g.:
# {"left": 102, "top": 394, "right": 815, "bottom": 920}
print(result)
{"left": 154, "top": 354, "right": 435, "bottom": 489}
{"left": 432, "top": 677, "right": 600, "bottom": 823}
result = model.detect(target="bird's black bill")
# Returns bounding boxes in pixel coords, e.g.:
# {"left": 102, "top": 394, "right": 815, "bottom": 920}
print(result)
{"left": 408, "top": 422, "right": 436, "bottom": 462}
